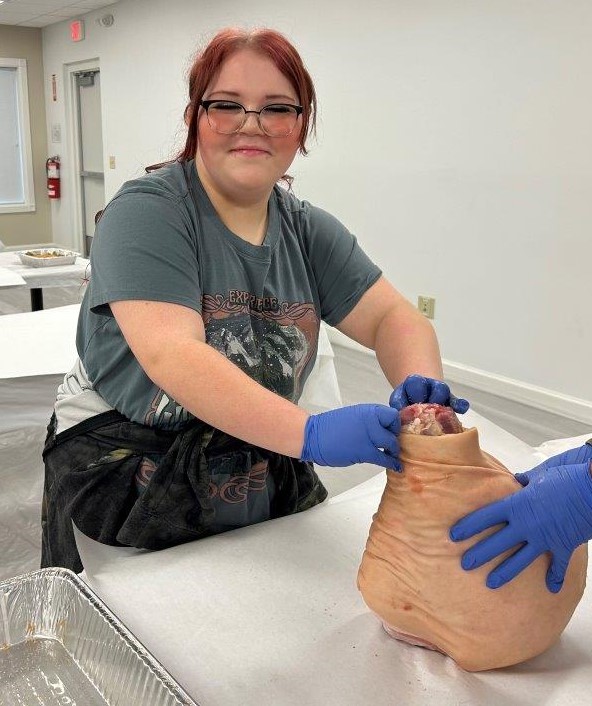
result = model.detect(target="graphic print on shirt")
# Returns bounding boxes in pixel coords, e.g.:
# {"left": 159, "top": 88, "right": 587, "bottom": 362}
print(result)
{"left": 201, "top": 291, "right": 319, "bottom": 402}
{"left": 144, "top": 291, "right": 319, "bottom": 429}
{"left": 145, "top": 389, "right": 192, "bottom": 427}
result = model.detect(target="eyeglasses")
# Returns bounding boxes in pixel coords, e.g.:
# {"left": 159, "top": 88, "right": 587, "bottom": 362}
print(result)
{"left": 200, "top": 100, "right": 303, "bottom": 137}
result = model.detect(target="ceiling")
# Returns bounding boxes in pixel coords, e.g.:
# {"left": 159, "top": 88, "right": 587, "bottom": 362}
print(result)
{"left": 0, "top": 0, "right": 117, "bottom": 28}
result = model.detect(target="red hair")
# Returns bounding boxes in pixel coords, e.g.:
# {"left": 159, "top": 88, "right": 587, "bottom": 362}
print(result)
{"left": 180, "top": 27, "right": 317, "bottom": 161}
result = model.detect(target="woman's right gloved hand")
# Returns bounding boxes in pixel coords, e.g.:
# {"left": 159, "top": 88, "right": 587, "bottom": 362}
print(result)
{"left": 300, "top": 404, "right": 401, "bottom": 471}
{"left": 389, "top": 374, "right": 470, "bottom": 414}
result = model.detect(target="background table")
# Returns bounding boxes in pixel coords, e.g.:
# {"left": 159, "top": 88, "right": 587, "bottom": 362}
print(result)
{"left": 0, "top": 250, "right": 89, "bottom": 311}
{"left": 75, "top": 415, "right": 592, "bottom": 706}
{"left": 0, "top": 267, "right": 25, "bottom": 288}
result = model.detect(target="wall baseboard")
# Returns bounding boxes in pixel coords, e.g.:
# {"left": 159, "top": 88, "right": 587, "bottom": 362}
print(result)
{"left": 325, "top": 326, "right": 592, "bottom": 426}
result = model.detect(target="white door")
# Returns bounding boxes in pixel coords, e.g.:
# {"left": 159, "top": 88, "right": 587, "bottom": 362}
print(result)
{"left": 74, "top": 69, "right": 105, "bottom": 256}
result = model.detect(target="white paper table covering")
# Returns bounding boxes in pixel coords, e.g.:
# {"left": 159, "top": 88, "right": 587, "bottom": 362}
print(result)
{"left": 75, "top": 415, "right": 592, "bottom": 706}
{"left": 0, "top": 304, "right": 80, "bottom": 378}
{"left": 534, "top": 433, "right": 592, "bottom": 459}
{"left": 0, "top": 265, "right": 25, "bottom": 287}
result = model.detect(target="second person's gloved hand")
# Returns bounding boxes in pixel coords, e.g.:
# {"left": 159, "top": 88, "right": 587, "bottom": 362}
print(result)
{"left": 389, "top": 373, "right": 469, "bottom": 414}
{"left": 301, "top": 404, "right": 401, "bottom": 471}
{"left": 449, "top": 444, "right": 592, "bottom": 593}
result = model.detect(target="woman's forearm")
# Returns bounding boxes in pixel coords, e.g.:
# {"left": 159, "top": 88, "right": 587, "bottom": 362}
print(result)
{"left": 144, "top": 338, "right": 309, "bottom": 457}
{"left": 335, "top": 278, "right": 444, "bottom": 390}
{"left": 374, "top": 305, "right": 444, "bottom": 388}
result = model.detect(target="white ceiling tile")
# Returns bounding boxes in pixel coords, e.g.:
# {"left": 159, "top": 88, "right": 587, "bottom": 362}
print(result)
{"left": 0, "top": 10, "right": 38, "bottom": 19}
{"left": 43, "top": 9, "right": 81, "bottom": 16}
{"left": 8, "top": 1, "right": 64, "bottom": 7}
{"left": 69, "top": 0, "right": 110, "bottom": 7}
{"left": 3, "top": 3, "right": 54, "bottom": 9}
{"left": 18, "top": 17, "right": 50, "bottom": 26}
{"left": 43, "top": 16, "right": 77, "bottom": 25}
{"left": 0, "top": 0, "right": 116, "bottom": 25}
{"left": 15, "top": 0, "right": 64, "bottom": 10}
{"left": 54, "top": 0, "right": 77, "bottom": 5}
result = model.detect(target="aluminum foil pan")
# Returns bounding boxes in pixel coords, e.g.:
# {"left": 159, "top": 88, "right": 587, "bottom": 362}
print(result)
{"left": 0, "top": 568, "right": 198, "bottom": 705}
{"left": 18, "top": 249, "right": 79, "bottom": 267}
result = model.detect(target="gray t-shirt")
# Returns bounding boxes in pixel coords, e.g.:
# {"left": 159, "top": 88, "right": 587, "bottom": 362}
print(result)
{"left": 63, "top": 160, "right": 381, "bottom": 432}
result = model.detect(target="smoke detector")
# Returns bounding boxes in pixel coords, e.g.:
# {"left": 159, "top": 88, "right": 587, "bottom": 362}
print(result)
{"left": 97, "top": 14, "right": 114, "bottom": 27}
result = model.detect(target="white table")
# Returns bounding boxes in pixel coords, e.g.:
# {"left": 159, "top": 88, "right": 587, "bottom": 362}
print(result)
{"left": 0, "top": 267, "right": 25, "bottom": 288}
{"left": 74, "top": 414, "right": 592, "bottom": 706}
{"left": 0, "top": 250, "right": 89, "bottom": 311}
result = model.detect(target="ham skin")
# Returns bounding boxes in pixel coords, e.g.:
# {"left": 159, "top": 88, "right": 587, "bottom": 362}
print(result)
{"left": 357, "top": 403, "right": 587, "bottom": 671}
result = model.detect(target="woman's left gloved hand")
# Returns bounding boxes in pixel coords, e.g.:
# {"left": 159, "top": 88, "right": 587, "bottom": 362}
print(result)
{"left": 389, "top": 374, "right": 469, "bottom": 414}
{"left": 449, "top": 444, "right": 592, "bottom": 593}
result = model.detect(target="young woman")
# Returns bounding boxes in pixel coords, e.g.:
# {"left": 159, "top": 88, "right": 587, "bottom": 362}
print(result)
{"left": 42, "top": 27, "right": 467, "bottom": 572}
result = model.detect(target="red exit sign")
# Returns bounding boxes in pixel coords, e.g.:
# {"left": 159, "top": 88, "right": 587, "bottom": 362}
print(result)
{"left": 70, "top": 19, "right": 85, "bottom": 42}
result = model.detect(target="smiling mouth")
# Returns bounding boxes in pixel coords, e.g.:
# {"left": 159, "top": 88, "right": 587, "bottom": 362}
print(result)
{"left": 230, "top": 147, "right": 270, "bottom": 156}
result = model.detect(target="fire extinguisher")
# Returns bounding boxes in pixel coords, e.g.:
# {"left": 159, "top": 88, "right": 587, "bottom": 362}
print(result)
{"left": 46, "top": 156, "right": 61, "bottom": 199}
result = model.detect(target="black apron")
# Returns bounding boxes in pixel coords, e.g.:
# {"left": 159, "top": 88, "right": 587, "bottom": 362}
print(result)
{"left": 41, "top": 411, "right": 327, "bottom": 573}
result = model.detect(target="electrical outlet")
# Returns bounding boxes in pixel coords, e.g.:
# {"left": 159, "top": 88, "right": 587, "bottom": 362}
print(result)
{"left": 417, "top": 296, "right": 435, "bottom": 319}
{"left": 109, "top": 156, "right": 116, "bottom": 169}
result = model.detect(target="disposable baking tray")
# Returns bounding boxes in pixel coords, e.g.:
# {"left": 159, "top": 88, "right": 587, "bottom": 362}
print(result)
{"left": 0, "top": 568, "right": 199, "bottom": 705}
{"left": 18, "top": 249, "right": 79, "bottom": 267}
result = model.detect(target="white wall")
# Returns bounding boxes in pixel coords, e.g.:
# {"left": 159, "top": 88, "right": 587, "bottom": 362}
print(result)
{"left": 42, "top": 0, "right": 592, "bottom": 419}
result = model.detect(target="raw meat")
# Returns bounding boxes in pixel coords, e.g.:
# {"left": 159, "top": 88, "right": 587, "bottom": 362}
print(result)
{"left": 357, "top": 404, "right": 587, "bottom": 671}
{"left": 399, "top": 403, "right": 463, "bottom": 435}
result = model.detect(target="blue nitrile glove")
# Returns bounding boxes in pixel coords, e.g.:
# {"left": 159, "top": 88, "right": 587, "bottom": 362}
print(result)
{"left": 389, "top": 374, "right": 469, "bottom": 414}
{"left": 449, "top": 444, "right": 592, "bottom": 593}
{"left": 301, "top": 404, "right": 401, "bottom": 471}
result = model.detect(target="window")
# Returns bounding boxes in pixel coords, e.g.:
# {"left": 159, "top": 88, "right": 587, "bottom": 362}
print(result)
{"left": 0, "top": 58, "right": 35, "bottom": 213}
